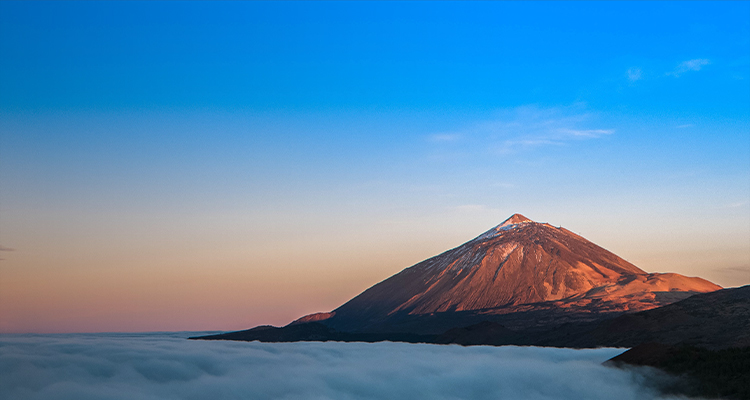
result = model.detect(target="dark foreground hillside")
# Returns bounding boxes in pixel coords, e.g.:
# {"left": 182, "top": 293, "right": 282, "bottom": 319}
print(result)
{"left": 608, "top": 343, "right": 750, "bottom": 400}
{"left": 566, "top": 285, "right": 750, "bottom": 349}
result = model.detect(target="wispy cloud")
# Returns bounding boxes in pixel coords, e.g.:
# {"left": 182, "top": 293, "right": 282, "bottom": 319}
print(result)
{"left": 668, "top": 59, "right": 710, "bottom": 77}
{"left": 723, "top": 201, "right": 749, "bottom": 209}
{"left": 430, "top": 105, "right": 614, "bottom": 155}
{"left": 0, "top": 245, "right": 13, "bottom": 261}
{"left": 627, "top": 67, "right": 642, "bottom": 82}
{"left": 718, "top": 266, "right": 750, "bottom": 273}
{"left": 454, "top": 204, "right": 493, "bottom": 213}
{"left": 714, "top": 265, "right": 750, "bottom": 283}
{"left": 428, "top": 133, "right": 462, "bottom": 142}
{"left": 557, "top": 128, "right": 615, "bottom": 138}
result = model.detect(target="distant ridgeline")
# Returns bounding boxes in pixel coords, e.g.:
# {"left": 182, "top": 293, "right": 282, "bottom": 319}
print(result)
{"left": 192, "top": 215, "right": 749, "bottom": 398}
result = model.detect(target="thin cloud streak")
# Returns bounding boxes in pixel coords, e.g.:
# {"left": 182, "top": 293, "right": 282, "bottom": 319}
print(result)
{"left": 429, "top": 105, "right": 615, "bottom": 156}
{"left": 714, "top": 266, "right": 750, "bottom": 284}
{"left": 0, "top": 246, "right": 13, "bottom": 261}
{"left": 557, "top": 128, "right": 615, "bottom": 138}
{"left": 454, "top": 204, "right": 492, "bottom": 213}
{"left": 723, "top": 201, "right": 749, "bottom": 209}
{"left": 668, "top": 59, "right": 710, "bottom": 77}
{"left": 428, "top": 133, "right": 462, "bottom": 142}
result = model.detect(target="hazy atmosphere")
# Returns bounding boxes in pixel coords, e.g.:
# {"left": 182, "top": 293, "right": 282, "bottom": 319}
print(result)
{"left": 1, "top": 2, "right": 748, "bottom": 333}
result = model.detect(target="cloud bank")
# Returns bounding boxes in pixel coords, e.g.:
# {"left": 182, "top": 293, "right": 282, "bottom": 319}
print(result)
{"left": 0, "top": 333, "right": 699, "bottom": 400}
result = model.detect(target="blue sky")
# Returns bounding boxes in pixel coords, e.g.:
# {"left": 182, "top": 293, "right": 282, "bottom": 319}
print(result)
{"left": 2, "top": 2, "right": 748, "bottom": 113}
{"left": 0, "top": 1, "right": 748, "bottom": 332}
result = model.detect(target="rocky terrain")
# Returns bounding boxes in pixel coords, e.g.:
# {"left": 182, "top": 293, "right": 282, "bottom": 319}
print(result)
{"left": 608, "top": 342, "right": 750, "bottom": 399}
{"left": 313, "top": 214, "right": 719, "bottom": 334}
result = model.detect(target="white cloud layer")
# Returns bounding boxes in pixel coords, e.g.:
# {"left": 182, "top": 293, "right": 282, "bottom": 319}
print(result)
{"left": 0, "top": 333, "right": 699, "bottom": 400}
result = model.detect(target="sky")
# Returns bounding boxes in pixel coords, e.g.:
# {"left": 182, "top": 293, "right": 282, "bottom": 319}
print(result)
{"left": 0, "top": 1, "right": 748, "bottom": 333}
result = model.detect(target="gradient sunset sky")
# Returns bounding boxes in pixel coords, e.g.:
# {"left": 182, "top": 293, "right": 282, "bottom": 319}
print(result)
{"left": 1, "top": 1, "right": 748, "bottom": 333}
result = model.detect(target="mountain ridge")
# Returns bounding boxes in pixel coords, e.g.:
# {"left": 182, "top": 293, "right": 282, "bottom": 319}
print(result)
{"left": 312, "top": 214, "right": 719, "bottom": 333}
{"left": 196, "top": 214, "right": 722, "bottom": 341}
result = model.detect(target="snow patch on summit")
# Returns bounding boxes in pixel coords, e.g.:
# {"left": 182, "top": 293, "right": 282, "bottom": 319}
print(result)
{"left": 474, "top": 224, "right": 523, "bottom": 241}
{"left": 474, "top": 214, "right": 534, "bottom": 242}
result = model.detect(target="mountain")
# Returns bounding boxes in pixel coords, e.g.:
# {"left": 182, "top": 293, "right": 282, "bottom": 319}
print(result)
{"left": 310, "top": 214, "right": 719, "bottom": 333}
{"left": 194, "top": 214, "right": 722, "bottom": 341}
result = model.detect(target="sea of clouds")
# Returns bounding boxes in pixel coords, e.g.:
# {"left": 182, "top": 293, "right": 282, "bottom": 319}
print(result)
{"left": 0, "top": 332, "right": 694, "bottom": 400}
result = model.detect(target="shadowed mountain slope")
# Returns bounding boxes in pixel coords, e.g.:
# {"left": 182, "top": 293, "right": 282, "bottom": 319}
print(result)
{"left": 569, "top": 285, "right": 750, "bottom": 349}
{"left": 433, "top": 285, "right": 749, "bottom": 349}
{"left": 607, "top": 341, "right": 750, "bottom": 399}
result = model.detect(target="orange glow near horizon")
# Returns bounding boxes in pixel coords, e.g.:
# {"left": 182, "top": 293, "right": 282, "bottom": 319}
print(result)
{"left": 1, "top": 209, "right": 748, "bottom": 333}
{"left": 0, "top": 230, "right": 447, "bottom": 333}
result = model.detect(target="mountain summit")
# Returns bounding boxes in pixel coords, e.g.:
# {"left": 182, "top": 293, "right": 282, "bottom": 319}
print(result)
{"left": 297, "top": 214, "right": 720, "bottom": 333}
{"left": 500, "top": 213, "right": 533, "bottom": 225}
